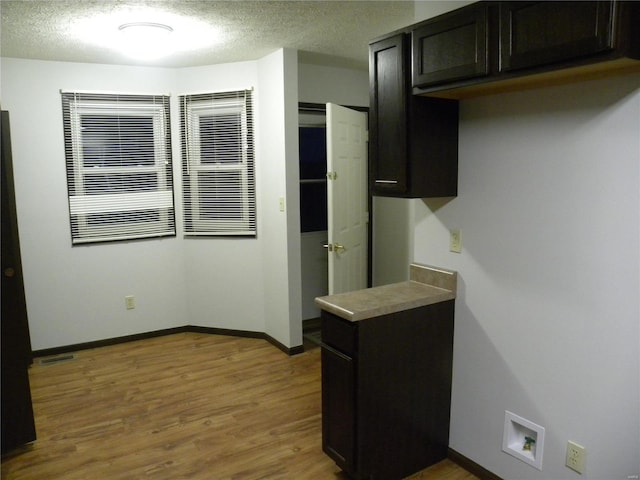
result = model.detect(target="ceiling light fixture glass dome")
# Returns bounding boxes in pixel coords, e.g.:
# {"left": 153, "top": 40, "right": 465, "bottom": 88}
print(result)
{"left": 118, "top": 22, "right": 174, "bottom": 60}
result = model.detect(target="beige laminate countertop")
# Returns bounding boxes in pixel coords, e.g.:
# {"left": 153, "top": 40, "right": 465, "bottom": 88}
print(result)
{"left": 315, "top": 264, "right": 457, "bottom": 322}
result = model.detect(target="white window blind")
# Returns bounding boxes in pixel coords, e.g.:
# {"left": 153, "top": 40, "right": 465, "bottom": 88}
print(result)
{"left": 179, "top": 89, "right": 256, "bottom": 236}
{"left": 61, "top": 92, "right": 175, "bottom": 244}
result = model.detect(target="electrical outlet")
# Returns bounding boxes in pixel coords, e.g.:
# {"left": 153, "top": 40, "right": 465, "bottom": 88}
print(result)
{"left": 450, "top": 229, "right": 462, "bottom": 253}
{"left": 566, "top": 441, "right": 585, "bottom": 474}
{"left": 125, "top": 295, "right": 136, "bottom": 310}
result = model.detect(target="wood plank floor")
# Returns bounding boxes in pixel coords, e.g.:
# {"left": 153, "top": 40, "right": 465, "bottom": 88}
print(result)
{"left": 1, "top": 333, "right": 478, "bottom": 479}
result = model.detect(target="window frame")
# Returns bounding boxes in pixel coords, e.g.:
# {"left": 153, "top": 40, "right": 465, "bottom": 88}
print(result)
{"left": 61, "top": 92, "right": 175, "bottom": 244}
{"left": 180, "top": 90, "right": 256, "bottom": 236}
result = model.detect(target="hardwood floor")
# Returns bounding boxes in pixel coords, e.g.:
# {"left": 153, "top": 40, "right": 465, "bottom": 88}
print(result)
{"left": 1, "top": 333, "right": 478, "bottom": 479}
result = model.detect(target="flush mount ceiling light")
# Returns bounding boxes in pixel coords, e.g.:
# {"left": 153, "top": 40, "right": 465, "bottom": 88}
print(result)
{"left": 119, "top": 22, "right": 174, "bottom": 36}
{"left": 118, "top": 22, "right": 174, "bottom": 60}
{"left": 70, "top": 8, "right": 224, "bottom": 66}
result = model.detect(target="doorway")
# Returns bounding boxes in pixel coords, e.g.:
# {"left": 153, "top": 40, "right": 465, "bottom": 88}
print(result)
{"left": 298, "top": 103, "right": 370, "bottom": 340}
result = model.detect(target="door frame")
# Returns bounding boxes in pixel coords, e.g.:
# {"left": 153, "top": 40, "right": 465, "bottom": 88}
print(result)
{"left": 298, "top": 102, "right": 372, "bottom": 290}
{"left": 1, "top": 109, "right": 37, "bottom": 453}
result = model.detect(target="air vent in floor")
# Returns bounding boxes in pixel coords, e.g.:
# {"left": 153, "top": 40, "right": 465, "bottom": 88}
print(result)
{"left": 38, "top": 354, "right": 76, "bottom": 365}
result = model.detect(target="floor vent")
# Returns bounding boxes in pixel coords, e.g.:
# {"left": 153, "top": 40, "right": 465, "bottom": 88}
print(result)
{"left": 39, "top": 354, "right": 76, "bottom": 365}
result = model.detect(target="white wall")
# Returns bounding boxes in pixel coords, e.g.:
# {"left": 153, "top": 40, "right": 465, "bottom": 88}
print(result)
{"left": 414, "top": 0, "right": 474, "bottom": 19}
{"left": 412, "top": 4, "right": 639, "bottom": 477}
{"left": 298, "top": 63, "right": 368, "bottom": 107}
{"left": 282, "top": 50, "right": 304, "bottom": 346}
{"left": 372, "top": 196, "right": 413, "bottom": 285}
{"left": 0, "top": 59, "right": 187, "bottom": 350}
{"left": 175, "top": 61, "right": 267, "bottom": 334}
{"left": 1, "top": 54, "right": 299, "bottom": 350}
{"left": 258, "top": 48, "right": 303, "bottom": 348}
{"left": 414, "top": 75, "right": 640, "bottom": 479}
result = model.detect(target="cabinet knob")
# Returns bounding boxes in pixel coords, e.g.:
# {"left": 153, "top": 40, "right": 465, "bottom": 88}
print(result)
{"left": 4, "top": 267, "right": 16, "bottom": 278}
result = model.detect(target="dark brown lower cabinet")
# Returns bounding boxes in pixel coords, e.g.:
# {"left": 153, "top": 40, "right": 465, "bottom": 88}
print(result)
{"left": 321, "top": 301, "right": 455, "bottom": 480}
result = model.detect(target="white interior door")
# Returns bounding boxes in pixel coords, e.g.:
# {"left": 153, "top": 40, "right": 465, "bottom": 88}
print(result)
{"left": 326, "top": 103, "right": 368, "bottom": 295}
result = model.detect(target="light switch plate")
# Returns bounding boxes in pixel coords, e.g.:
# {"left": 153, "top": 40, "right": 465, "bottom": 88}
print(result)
{"left": 125, "top": 295, "right": 135, "bottom": 310}
{"left": 450, "top": 229, "right": 462, "bottom": 253}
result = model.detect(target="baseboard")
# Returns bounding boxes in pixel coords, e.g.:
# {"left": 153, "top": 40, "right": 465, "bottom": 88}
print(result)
{"left": 264, "top": 334, "right": 305, "bottom": 356}
{"left": 32, "top": 326, "right": 305, "bottom": 358}
{"left": 32, "top": 326, "right": 190, "bottom": 358}
{"left": 186, "top": 325, "right": 265, "bottom": 340}
{"left": 448, "top": 448, "right": 502, "bottom": 480}
{"left": 186, "top": 326, "right": 305, "bottom": 356}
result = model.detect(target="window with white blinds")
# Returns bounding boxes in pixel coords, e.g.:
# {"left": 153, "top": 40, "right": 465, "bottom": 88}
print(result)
{"left": 61, "top": 92, "right": 175, "bottom": 244}
{"left": 180, "top": 89, "right": 256, "bottom": 236}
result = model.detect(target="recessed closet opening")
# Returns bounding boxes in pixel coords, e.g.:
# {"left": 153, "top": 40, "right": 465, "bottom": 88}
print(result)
{"left": 298, "top": 104, "right": 328, "bottom": 328}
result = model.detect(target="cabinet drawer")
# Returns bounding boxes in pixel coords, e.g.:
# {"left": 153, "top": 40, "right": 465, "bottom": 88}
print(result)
{"left": 321, "top": 312, "right": 357, "bottom": 356}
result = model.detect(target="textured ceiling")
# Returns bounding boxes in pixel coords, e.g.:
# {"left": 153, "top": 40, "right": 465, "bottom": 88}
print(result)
{"left": 0, "top": 0, "right": 416, "bottom": 69}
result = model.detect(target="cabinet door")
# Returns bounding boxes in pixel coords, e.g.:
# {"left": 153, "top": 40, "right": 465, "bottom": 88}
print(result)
{"left": 321, "top": 345, "right": 356, "bottom": 475}
{"left": 412, "top": 4, "right": 489, "bottom": 88}
{"left": 369, "top": 34, "right": 408, "bottom": 195}
{"left": 500, "top": 1, "right": 615, "bottom": 72}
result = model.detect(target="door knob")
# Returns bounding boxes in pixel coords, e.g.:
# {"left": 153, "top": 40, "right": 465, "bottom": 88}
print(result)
{"left": 4, "top": 267, "right": 16, "bottom": 278}
{"left": 322, "top": 243, "right": 346, "bottom": 253}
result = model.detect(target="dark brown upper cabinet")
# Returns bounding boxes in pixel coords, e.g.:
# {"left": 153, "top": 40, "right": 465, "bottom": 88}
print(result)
{"left": 412, "top": 4, "right": 490, "bottom": 88}
{"left": 369, "top": 34, "right": 409, "bottom": 196}
{"left": 411, "top": 1, "right": 640, "bottom": 98}
{"left": 499, "top": 1, "right": 615, "bottom": 72}
{"left": 369, "top": 34, "right": 458, "bottom": 198}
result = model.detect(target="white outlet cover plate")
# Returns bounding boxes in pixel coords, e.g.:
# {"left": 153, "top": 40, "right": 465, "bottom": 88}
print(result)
{"left": 566, "top": 440, "right": 586, "bottom": 474}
